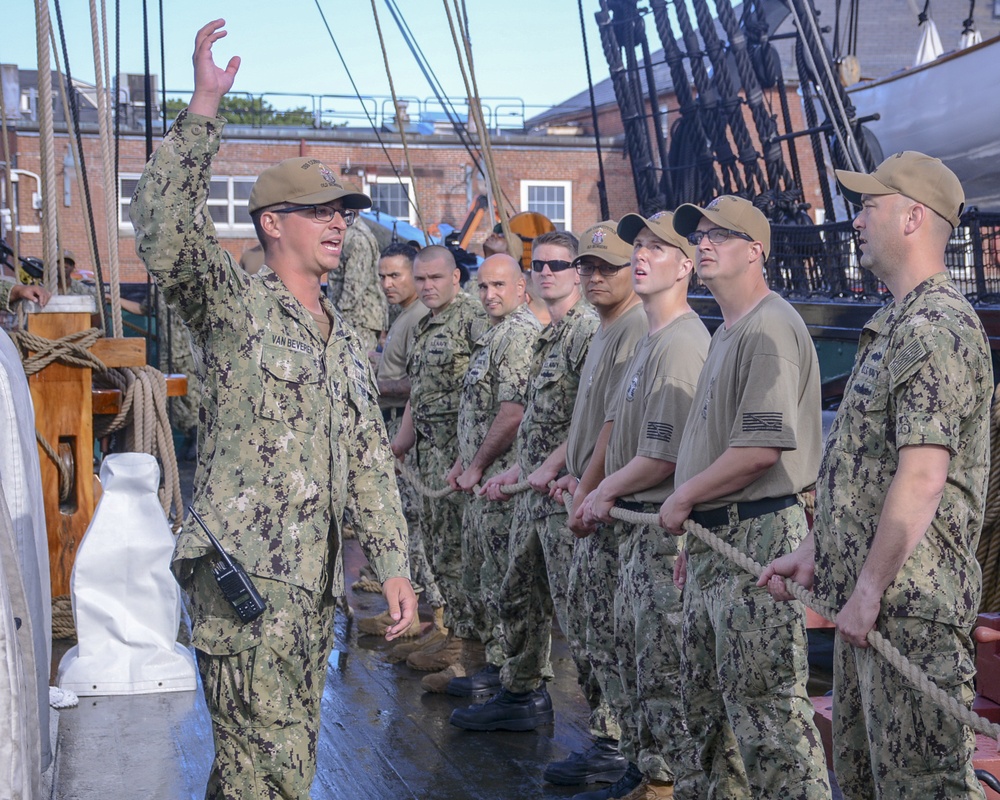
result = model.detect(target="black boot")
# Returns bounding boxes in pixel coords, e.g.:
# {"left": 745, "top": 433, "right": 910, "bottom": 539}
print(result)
{"left": 543, "top": 737, "right": 628, "bottom": 786}
{"left": 446, "top": 663, "right": 502, "bottom": 698}
{"left": 569, "top": 763, "right": 643, "bottom": 799}
{"left": 449, "top": 685, "right": 553, "bottom": 732}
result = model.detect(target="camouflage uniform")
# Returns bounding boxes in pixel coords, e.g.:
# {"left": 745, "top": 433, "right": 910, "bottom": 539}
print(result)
{"left": 154, "top": 288, "right": 204, "bottom": 437}
{"left": 408, "top": 292, "right": 487, "bottom": 637}
{"left": 813, "top": 272, "right": 992, "bottom": 800}
{"left": 131, "top": 110, "right": 409, "bottom": 800}
{"left": 499, "top": 298, "right": 598, "bottom": 693}
{"left": 674, "top": 293, "right": 830, "bottom": 799}
{"left": 378, "top": 299, "right": 443, "bottom": 609}
{"left": 564, "top": 303, "right": 646, "bottom": 741}
{"left": 604, "top": 313, "right": 709, "bottom": 796}
{"left": 457, "top": 304, "right": 540, "bottom": 665}
{"left": 326, "top": 218, "right": 388, "bottom": 355}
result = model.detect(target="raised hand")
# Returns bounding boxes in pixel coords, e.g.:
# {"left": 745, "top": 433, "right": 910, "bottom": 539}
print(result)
{"left": 189, "top": 19, "right": 241, "bottom": 118}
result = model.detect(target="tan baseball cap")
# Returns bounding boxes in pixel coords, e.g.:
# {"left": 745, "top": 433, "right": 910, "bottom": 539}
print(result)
{"left": 673, "top": 196, "right": 771, "bottom": 260}
{"left": 836, "top": 151, "right": 964, "bottom": 228}
{"left": 572, "top": 221, "right": 633, "bottom": 267}
{"left": 248, "top": 157, "right": 371, "bottom": 214}
{"left": 617, "top": 211, "right": 695, "bottom": 260}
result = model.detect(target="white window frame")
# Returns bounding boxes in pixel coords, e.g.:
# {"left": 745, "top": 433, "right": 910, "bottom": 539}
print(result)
{"left": 118, "top": 174, "right": 256, "bottom": 236}
{"left": 363, "top": 175, "right": 416, "bottom": 226}
{"left": 520, "top": 180, "right": 572, "bottom": 231}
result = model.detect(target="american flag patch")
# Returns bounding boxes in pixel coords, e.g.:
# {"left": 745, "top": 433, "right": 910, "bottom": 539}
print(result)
{"left": 742, "top": 412, "right": 783, "bottom": 433}
{"left": 646, "top": 421, "right": 673, "bottom": 442}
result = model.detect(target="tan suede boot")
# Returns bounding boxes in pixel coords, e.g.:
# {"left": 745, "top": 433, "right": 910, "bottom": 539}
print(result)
{"left": 421, "top": 663, "right": 466, "bottom": 693}
{"left": 622, "top": 779, "right": 674, "bottom": 799}
{"left": 407, "top": 632, "right": 463, "bottom": 671}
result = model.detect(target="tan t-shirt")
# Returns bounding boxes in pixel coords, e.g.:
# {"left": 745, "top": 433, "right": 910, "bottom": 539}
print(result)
{"left": 565, "top": 303, "right": 646, "bottom": 477}
{"left": 605, "top": 311, "right": 710, "bottom": 504}
{"left": 674, "top": 292, "right": 822, "bottom": 508}
{"left": 377, "top": 299, "right": 429, "bottom": 408}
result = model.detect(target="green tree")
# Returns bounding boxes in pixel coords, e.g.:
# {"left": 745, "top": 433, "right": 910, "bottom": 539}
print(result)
{"left": 165, "top": 96, "right": 320, "bottom": 127}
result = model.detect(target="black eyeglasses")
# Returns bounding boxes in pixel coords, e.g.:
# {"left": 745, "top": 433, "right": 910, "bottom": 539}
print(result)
{"left": 575, "top": 262, "right": 630, "bottom": 277}
{"left": 530, "top": 259, "right": 574, "bottom": 273}
{"left": 686, "top": 227, "right": 753, "bottom": 246}
{"left": 270, "top": 204, "right": 358, "bottom": 226}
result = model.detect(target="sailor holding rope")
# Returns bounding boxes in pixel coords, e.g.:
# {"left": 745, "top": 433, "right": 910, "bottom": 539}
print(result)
{"left": 761, "top": 152, "right": 992, "bottom": 799}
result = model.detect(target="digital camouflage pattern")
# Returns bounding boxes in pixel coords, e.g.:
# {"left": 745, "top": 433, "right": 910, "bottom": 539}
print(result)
{"left": 683, "top": 506, "right": 830, "bottom": 799}
{"left": 131, "top": 110, "right": 408, "bottom": 594}
{"left": 190, "top": 562, "right": 336, "bottom": 800}
{"left": 130, "top": 110, "right": 409, "bottom": 797}
{"left": 813, "top": 272, "right": 991, "bottom": 798}
{"left": 567, "top": 528, "right": 622, "bottom": 740}
{"left": 499, "top": 299, "right": 597, "bottom": 692}
{"left": 563, "top": 303, "right": 645, "bottom": 742}
{"left": 155, "top": 288, "right": 203, "bottom": 435}
{"left": 408, "top": 291, "right": 486, "bottom": 635}
{"left": 457, "top": 303, "right": 540, "bottom": 663}
{"left": 614, "top": 520, "right": 704, "bottom": 795}
{"left": 408, "top": 292, "right": 486, "bottom": 451}
{"left": 325, "top": 217, "right": 388, "bottom": 354}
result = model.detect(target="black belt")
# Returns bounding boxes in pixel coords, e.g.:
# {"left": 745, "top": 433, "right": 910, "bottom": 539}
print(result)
{"left": 381, "top": 407, "right": 404, "bottom": 424}
{"left": 615, "top": 499, "right": 660, "bottom": 514}
{"left": 689, "top": 495, "right": 798, "bottom": 529}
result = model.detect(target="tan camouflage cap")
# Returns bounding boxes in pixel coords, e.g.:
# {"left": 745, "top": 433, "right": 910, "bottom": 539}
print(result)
{"left": 836, "top": 151, "right": 964, "bottom": 228}
{"left": 248, "top": 157, "right": 372, "bottom": 214}
{"left": 673, "top": 196, "right": 771, "bottom": 260}
{"left": 572, "top": 221, "right": 633, "bottom": 268}
{"left": 617, "top": 211, "right": 695, "bottom": 260}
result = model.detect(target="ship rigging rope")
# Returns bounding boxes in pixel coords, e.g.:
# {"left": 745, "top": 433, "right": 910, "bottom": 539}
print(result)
{"left": 8, "top": 328, "right": 183, "bottom": 527}
{"left": 396, "top": 458, "right": 1000, "bottom": 745}
{"left": 87, "top": 0, "right": 124, "bottom": 338}
{"left": 441, "top": 0, "right": 516, "bottom": 254}
{"left": 577, "top": 0, "right": 610, "bottom": 221}
{"left": 33, "top": 0, "right": 62, "bottom": 296}
{"left": 368, "top": 0, "right": 431, "bottom": 243}
{"left": 52, "top": 0, "right": 109, "bottom": 322}
{"left": 313, "top": 0, "right": 428, "bottom": 232}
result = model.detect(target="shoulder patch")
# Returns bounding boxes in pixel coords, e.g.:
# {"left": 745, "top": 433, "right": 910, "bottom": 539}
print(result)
{"left": 888, "top": 336, "right": 929, "bottom": 385}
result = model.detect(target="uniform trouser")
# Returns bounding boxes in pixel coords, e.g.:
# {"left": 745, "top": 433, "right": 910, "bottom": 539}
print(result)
{"left": 415, "top": 437, "right": 471, "bottom": 637}
{"left": 833, "top": 615, "right": 983, "bottom": 800}
{"left": 462, "top": 494, "right": 514, "bottom": 666}
{"left": 386, "top": 414, "right": 443, "bottom": 609}
{"left": 567, "top": 525, "right": 623, "bottom": 741}
{"left": 682, "top": 505, "right": 831, "bottom": 800}
{"left": 189, "top": 560, "right": 336, "bottom": 800}
{"left": 498, "top": 489, "right": 573, "bottom": 693}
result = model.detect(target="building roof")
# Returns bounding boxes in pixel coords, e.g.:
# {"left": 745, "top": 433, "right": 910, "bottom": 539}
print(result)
{"left": 528, "top": 0, "right": 1000, "bottom": 129}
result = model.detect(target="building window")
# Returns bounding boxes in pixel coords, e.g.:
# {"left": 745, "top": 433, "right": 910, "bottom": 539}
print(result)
{"left": 364, "top": 176, "right": 416, "bottom": 226}
{"left": 118, "top": 174, "right": 255, "bottom": 234}
{"left": 520, "top": 180, "right": 572, "bottom": 231}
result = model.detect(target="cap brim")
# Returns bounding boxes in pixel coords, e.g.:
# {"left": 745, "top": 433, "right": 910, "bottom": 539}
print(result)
{"left": 835, "top": 169, "right": 894, "bottom": 207}
{"left": 616, "top": 214, "right": 648, "bottom": 244}
{"left": 672, "top": 204, "right": 708, "bottom": 237}
{"left": 295, "top": 188, "right": 373, "bottom": 210}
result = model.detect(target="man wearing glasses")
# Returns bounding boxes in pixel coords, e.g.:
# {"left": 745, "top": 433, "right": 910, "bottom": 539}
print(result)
{"left": 658, "top": 197, "right": 830, "bottom": 798}
{"left": 452, "top": 230, "right": 598, "bottom": 731}
{"left": 131, "top": 21, "right": 415, "bottom": 799}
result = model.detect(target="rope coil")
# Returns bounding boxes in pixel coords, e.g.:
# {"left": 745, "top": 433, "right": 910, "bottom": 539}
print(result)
{"left": 399, "top": 457, "right": 1000, "bottom": 745}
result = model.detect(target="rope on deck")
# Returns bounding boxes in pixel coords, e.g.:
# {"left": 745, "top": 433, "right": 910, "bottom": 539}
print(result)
{"left": 400, "top": 455, "right": 1000, "bottom": 745}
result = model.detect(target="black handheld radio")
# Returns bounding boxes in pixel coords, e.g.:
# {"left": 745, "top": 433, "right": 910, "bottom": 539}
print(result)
{"left": 187, "top": 506, "right": 267, "bottom": 623}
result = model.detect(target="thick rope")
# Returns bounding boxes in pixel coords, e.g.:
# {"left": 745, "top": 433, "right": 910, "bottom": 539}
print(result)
{"left": 369, "top": 0, "right": 430, "bottom": 242}
{"left": 401, "top": 459, "right": 1000, "bottom": 743}
{"left": 977, "top": 383, "right": 1000, "bottom": 611}
{"left": 34, "top": 0, "right": 61, "bottom": 295}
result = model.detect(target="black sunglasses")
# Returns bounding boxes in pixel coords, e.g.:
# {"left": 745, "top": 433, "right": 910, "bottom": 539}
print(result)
{"left": 576, "top": 262, "right": 630, "bottom": 277}
{"left": 530, "top": 259, "right": 574, "bottom": 273}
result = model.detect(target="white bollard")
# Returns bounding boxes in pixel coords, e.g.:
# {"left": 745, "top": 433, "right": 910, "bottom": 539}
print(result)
{"left": 57, "top": 453, "right": 196, "bottom": 695}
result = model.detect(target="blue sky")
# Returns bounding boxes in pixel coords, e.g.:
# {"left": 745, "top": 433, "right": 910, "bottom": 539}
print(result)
{"left": 3, "top": 1, "right": 616, "bottom": 124}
